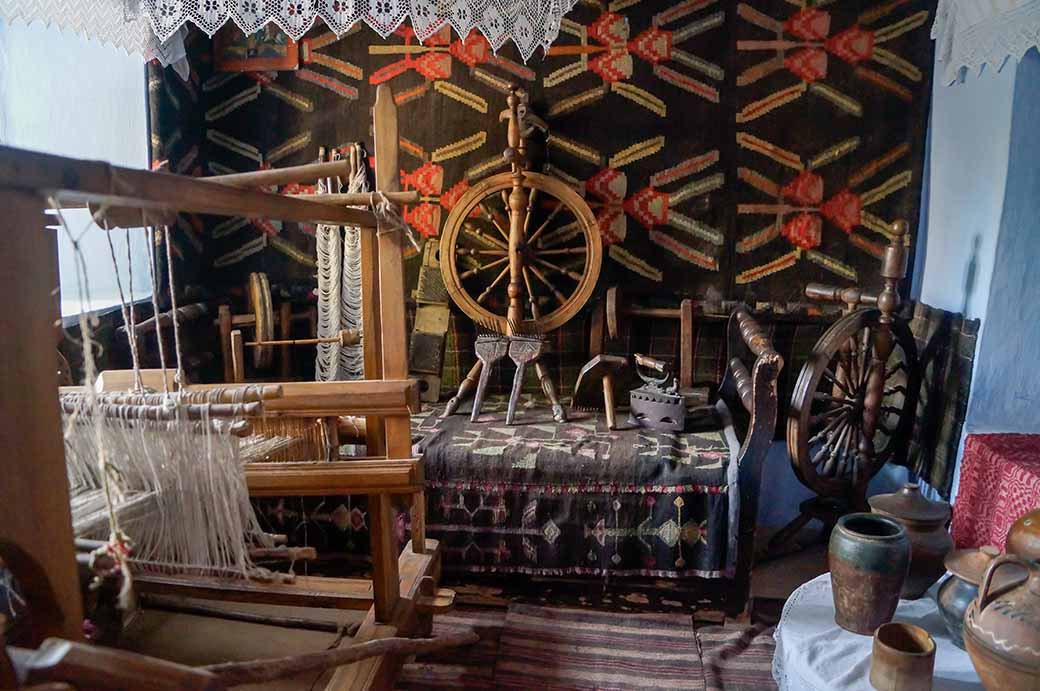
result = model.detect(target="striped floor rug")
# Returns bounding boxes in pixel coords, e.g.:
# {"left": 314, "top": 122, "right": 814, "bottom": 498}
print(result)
{"left": 495, "top": 605, "right": 704, "bottom": 690}
{"left": 698, "top": 624, "right": 778, "bottom": 691}
{"left": 399, "top": 606, "right": 776, "bottom": 690}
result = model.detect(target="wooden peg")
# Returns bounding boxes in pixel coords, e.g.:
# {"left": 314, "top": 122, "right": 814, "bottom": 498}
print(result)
{"left": 414, "top": 576, "right": 456, "bottom": 638}
{"left": 245, "top": 329, "right": 359, "bottom": 348}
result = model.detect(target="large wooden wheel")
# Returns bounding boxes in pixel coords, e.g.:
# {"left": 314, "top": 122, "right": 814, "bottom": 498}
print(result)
{"left": 787, "top": 309, "right": 920, "bottom": 499}
{"left": 439, "top": 171, "right": 601, "bottom": 335}
{"left": 248, "top": 271, "right": 274, "bottom": 369}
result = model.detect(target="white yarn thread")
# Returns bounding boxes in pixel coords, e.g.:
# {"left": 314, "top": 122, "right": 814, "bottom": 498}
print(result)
{"left": 53, "top": 199, "right": 271, "bottom": 607}
{"left": 315, "top": 144, "right": 368, "bottom": 381}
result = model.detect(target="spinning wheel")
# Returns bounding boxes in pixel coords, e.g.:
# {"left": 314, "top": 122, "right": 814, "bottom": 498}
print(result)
{"left": 440, "top": 87, "right": 602, "bottom": 423}
{"left": 787, "top": 308, "right": 919, "bottom": 497}
{"left": 439, "top": 172, "right": 601, "bottom": 334}
{"left": 772, "top": 220, "right": 920, "bottom": 552}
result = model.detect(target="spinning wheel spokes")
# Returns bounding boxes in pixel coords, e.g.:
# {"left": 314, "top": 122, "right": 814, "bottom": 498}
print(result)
{"left": 440, "top": 171, "right": 601, "bottom": 335}
{"left": 788, "top": 310, "right": 919, "bottom": 499}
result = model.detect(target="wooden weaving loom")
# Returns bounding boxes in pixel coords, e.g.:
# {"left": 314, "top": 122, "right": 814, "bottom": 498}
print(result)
{"left": 0, "top": 85, "right": 458, "bottom": 690}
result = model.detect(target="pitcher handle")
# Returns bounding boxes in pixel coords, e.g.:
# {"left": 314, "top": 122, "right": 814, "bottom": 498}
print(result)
{"left": 977, "top": 553, "right": 1032, "bottom": 611}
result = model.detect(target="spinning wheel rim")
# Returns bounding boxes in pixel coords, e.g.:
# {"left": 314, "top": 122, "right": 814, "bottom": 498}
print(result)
{"left": 248, "top": 272, "right": 274, "bottom": 369}
{"left": 786, "top": 309, "right": 919, "bottom": 498}
{"left": 439, "top": 171, "right": 601, "bottom": 334}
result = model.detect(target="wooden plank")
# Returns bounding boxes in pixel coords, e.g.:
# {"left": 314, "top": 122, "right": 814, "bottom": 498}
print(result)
{"left": 680, "top": 298, "right": 694, "bottom": 390}
{"left": 0, "top": 145, "right": 377, "bottom": 226}
{"left": 134, "top": 573, "right": 374, "bottom": 611}
{"left": 0, "top": 189, "right": 84, "bottom": 644}
{"left": 218, "top": 305, "right": 234, "bottom": 383}
{"left": 367, "top": 493, "right": 400, "bottom": 623}
{"left": 245, "top": 458, "right": 422, "bottom": 496}
{"left": 373, "top": 85, "right": 419, "bottom": 555}
{"left": 231, "top": 330, "right": 246, "bottom": 383}
{"left": 279, "top": 301, "right": 292, "bottom": 380}
{"left": 327, "top": 540, "right": 441, "bottom": 691}
{"left": 206, "top": 158, "right": 352, "bottom": 188}
{"left": 360, "top": 227, "right": 386, "bottom": 456}
{"left": 190, "top": 379, "right": 419, "bottom": 416}
{"left": 292, "top": 190, "right": 419, "bottom": 205}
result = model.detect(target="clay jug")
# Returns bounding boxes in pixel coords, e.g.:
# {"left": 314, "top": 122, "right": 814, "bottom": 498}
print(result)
{"left": 869, "top": 482, "right": 952, "bottom": 599}
{"left": 829, "top": 513, "right": 911, "bottom": 635}
{"left": 963, "top": 554, "right": 1040, "bottom": 690}
{"left": 937, "top": 546, "right": 1001, "bottom": 649}
{"left": 1008, "top": 508, "right": 1040, "bottom": 562}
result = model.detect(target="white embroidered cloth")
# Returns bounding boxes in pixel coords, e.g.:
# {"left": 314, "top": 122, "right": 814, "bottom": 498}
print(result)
{"left": 2, "top": 0, "right": 579, "bottom": 64}
{"left": 772, "top": 573, "right": 982, "bottom": 691}
{"left": 933, "top": 0, "right": 1040, "bottom": 83}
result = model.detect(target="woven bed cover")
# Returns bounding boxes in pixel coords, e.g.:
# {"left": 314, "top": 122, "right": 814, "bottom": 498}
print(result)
{"left": 414, "top": 396, "right": 743, "bottom": 580}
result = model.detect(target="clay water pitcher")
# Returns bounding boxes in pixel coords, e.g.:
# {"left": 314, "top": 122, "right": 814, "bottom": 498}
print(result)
{"left": 936, "top": 546, "right": 1007, "bottom": 649}
{"left": 963, "top": 554, "right": 1040, "bottom": 690}
{"left": 1008, "top": 508, "right": 1040, "bottom": 562}
{"left": 869, "top": 482, "right": 952, "bottom": 598}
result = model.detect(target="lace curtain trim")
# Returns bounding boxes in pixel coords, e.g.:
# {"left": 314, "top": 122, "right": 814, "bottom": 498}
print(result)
{"left": 3, "top": 0, "right": 580, "bottom": 65}
{"left": 933, "top": 0, "right": 1040, "bottom": 83}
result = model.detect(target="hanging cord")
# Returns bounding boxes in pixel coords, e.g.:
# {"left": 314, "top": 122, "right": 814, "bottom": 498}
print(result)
{"left": 162, "top": 225, "right": 186, "bottom": 386}
{"left": 101, "top": 217, "right": 144, "bottom": 392}
{"left": 48, "top": 196, "right": 136, "bottom": 609}
{"left": 370, "top": 190, "right": 421, "bottom": 252}
{"left": 145, "top": 227, "right": 170, "bottom": 395}
{"left": 125, "top": 226, "right": 143, "bottom": 387}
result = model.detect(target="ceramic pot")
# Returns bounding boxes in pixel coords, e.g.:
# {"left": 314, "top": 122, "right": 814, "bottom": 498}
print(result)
{"left": 829, "top": 512, "right": 910, "bottom": 635}
{"left": 1008, "top": 508, "right": 1040, "bottom": 562}
{"left": 869, "top": 482, "right": 953, "bottom": 599}
{"left": 869, "top": 622, "right": 936, "bottom": 691}
{"left": 964, "top": 554, "right": 1040, "bottom": 690}
{"left": 936, "top": 546, "right": 1001, "bottom": 649}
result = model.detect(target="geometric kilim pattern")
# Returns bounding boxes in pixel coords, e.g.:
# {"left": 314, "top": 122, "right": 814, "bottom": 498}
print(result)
{"left": 733, "top": 1, "right": 933, "bottom": 302}
{"left": 148, "top": 0, "right": 935, "bottom": 306}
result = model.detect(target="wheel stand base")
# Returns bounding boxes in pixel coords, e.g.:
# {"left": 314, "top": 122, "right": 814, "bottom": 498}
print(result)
{"left": 768, "top": 497, "right": 853, "bottom": 555}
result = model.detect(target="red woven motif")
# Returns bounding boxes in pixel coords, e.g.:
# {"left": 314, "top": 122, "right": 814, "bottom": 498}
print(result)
{"left": 589, "top": 11, "right": 629, "bottom": 45}
{"left": 820, "top": 189, "right": 862, "bottom": 233}
{"left": 951, "top": 434, "right": 1040, "bottom": 550}
{"left": 449, "top": 32, "right": 491, "bottom": 66}
{"left": 785, "top": 8, "right": 831, "bottom": 41}
{"left": 440, "top": 178, "right": 470, "bottom": 210}
{"left": 591, "top": 49, "right": 635, "bottom": 82}
{"left": 826, "top": 26, "right": 875, "bottom": 64}
{"left": 629, "top": 27, "right": 673, "bottom": 64}
{"left": 403, "top": 203, "right": 441, "bottom": 238}
{"left": 785, "top": 48, "right": 828, "bottom": 83}
{"left": 624, "top": 187, "right": 670, "bottom": 228}
{"left": 400, "top": 161, "right": 444, "bottom": 196}
{"left": 782, "top": 170, "right": 824, "bottom": 206}
{"left": 781, "top": 212, "right": 822, "bottom": 250}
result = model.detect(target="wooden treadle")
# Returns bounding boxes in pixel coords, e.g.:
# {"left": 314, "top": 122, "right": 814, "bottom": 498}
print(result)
{"left": 133, "top": 574, "right": 375, "bottom": 611}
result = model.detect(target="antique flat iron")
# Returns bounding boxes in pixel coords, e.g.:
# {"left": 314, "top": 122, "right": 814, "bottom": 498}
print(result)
{"left": 628, "top": 353, "right": 685, "bottom": 432}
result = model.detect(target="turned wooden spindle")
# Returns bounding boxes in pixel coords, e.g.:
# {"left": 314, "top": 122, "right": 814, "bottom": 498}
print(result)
{"left": 858, "top": 220, "right": 908, "bottom": 467}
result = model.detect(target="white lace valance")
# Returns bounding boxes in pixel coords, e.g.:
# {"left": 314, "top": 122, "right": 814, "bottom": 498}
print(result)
{"left": 933, "top": 0, "right": 1040, "bottom": 84}
{"left": 2, "top": 0, "right": 579, "bottom": 65}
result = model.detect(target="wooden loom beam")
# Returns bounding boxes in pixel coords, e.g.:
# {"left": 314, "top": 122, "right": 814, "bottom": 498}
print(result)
{"left": 0, "top": 145, "right": 378, "bottom": 227}
{"left": 0, "top": 188, "right": 84, "bottom": 645}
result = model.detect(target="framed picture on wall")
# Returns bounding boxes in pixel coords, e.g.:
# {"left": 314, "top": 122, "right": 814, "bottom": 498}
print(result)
{"left": 214, "top": 24, "right": 299, "bottom": 72}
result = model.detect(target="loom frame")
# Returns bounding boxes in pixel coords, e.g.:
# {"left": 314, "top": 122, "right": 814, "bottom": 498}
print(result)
{"left": 0, "top": 84, "right": 440, "bottom": 691}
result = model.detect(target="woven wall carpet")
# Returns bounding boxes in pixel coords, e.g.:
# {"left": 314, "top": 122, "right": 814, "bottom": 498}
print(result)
{"left": 149, "top": 0, "right": 936, "bottom": 306}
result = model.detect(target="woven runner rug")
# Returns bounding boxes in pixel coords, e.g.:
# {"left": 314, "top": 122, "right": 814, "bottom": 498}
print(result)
{"left": 698, "top": 624, "right": 778, "bottom": 691}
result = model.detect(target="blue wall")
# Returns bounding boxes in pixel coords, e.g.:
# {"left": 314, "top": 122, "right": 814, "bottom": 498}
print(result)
{"left": 964, "top": 52, "right": 1040, "bottom": 434}
{"left": 915, "top": 63, "right": 1015, "bottom": 322}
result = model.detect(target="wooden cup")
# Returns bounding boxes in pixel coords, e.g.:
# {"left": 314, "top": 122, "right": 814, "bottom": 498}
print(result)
{"left": 869, "top": 622, "right": 936, "bottom": 691}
